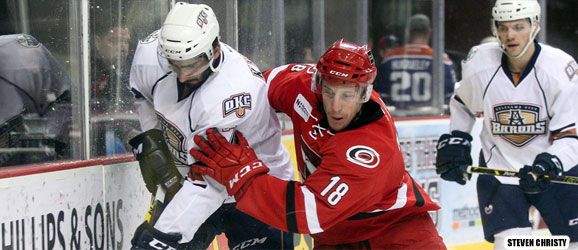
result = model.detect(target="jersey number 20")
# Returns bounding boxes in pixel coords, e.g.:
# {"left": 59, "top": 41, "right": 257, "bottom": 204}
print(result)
{"left": 390, "top": 71, "right": 432, "bottom": 102}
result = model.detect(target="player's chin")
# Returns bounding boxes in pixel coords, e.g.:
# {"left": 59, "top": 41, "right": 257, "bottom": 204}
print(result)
{"left": 506, "top": 46, "right": 520, "bottom": 54}
{"left": 183, "top": 80, "right": 202, "bottom": 89}
{"left": 328, "top": 118, "right": 347, "bottom": 131}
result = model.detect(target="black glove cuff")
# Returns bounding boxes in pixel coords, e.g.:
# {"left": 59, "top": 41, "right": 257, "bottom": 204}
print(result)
{"left": 451, "top": 130, "right": 473, "bottom": 142}
{"left": 533, "top": 152, "right": 563, "bottom": 176}
{"left": 131, "top": 222, "right": 182, "bottom": 249}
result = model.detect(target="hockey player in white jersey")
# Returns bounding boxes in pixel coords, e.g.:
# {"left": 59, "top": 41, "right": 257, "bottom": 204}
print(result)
{"left": 128, "top": 2, "right": 294, "bottom": 249}
{"left": 435, "top": 0, "right": 578, "bottom": 249}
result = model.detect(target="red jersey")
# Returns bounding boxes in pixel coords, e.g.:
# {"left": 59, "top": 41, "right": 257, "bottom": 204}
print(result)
{"left": 236, "top": 63, "right": 440, "bottom": 245}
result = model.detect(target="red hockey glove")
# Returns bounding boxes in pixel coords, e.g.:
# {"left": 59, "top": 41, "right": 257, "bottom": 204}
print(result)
{"left": 189, "top": 128, "right": 269, "bottom": 196}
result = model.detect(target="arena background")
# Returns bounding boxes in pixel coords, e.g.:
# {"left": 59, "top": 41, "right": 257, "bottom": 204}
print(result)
{"left": 1, "top": 0, "right": 575, "bottom": 249}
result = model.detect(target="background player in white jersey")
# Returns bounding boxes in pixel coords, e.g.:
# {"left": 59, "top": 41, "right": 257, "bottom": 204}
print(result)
{"left": 128, "top": 2, "right": 294, "bottom": 249}
{"left": 435, "top": 0, "right": 578, "bottom": 249}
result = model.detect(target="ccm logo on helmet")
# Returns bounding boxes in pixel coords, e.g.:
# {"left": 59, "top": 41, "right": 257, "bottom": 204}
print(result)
{"left": 165, "top": 49, "right": 182, "bottom": 55}
{"left": 329, "top": 70, "right": 349, "bottom": 77}
{"left": 346, "top": 145, "right": 380, "bottom": 168}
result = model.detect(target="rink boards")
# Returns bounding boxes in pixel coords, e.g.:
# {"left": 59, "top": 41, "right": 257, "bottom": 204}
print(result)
{"left": 0, "top": 117, "right": 536, "bottom": 249}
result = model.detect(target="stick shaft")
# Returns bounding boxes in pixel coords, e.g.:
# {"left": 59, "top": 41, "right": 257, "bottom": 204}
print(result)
{"left": 467, "top": 166, "right": 578, "bottom": 186}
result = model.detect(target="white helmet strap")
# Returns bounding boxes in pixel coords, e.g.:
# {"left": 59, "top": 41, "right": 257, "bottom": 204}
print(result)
{"left": 496, "top": 22, "right": 540, "bottom": 59}
{"left": 209, "top": 48, "right": 223, "bottom": 72}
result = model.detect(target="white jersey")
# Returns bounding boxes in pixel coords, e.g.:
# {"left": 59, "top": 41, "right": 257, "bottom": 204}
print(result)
{"left": 129, "top": 31, "right": 294, "bottom": 241}
{"left": 450, "top": 42, "right": 578, "bottom": 185}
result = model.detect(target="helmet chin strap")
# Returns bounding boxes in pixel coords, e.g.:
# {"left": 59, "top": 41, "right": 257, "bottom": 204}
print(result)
{"left": 209, "top": 49, "right": 223, "bottom": 73}
{"left": 500, "top": 25, "right": 540, "bottom": 59}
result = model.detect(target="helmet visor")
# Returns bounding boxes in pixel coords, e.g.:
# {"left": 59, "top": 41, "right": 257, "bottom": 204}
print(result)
{"left": 157, "top": 46, "right": 211, "bottom": 75}
{"left": 314, "top": 71, "right": 370, "bottom": 103}
{"left": 167, "top": 54, "right": 211, "bottom": 77}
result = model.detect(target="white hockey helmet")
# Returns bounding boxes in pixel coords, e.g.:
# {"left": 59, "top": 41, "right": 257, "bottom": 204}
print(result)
{"left": 159, "top": 2, "right": 222, "bottom": 72}
{"left": 491, "top": 0, "right": 541, "bottom": 58}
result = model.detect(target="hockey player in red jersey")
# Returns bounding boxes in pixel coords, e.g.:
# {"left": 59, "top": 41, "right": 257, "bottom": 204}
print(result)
{"left": 191, "top": 39, "right": 446, "bottom": 249}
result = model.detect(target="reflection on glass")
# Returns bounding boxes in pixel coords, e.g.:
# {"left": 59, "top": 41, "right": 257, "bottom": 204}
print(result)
{"left": 90, "top": 1, "right": 139, "bottom": 156}
{"left": 0, "top": 34, "right": 72, "bottom": 166}
{"left": 376, "top": 13, "right": 457, "bottom": 117}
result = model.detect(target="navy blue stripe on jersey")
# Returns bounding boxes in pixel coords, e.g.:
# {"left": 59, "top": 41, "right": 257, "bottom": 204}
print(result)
{"left": 188, "top": 90, "right": 199, "bottom": 133}
{"left": 500, "top": 42, "right": 542, "bottom": 87}
{"left": 482, "top": 66, "right": 502, "bottom": 100}
{"left": 410, "top": 174, "right": 425, "bottom": 207}
{"left": 454, "top": 95, "right": 465, "bottom": 105}
{"left": 554, "top": 135, "right": 578, "bottom": 141}
{"left": 534, "top": 69, "right": 551, "bottom": 119}
{"left": 523, "top": 42, "right": 541, "bottom": 80}
{"left": 151, "top": 72, "right": 171, "bottom": 96}
{"left": 552, "top": 123, "right": 576, "bottom": 134}
{"left": 131, "top": 87, "right": 143, "bottom": 98}
{"left": 286, "top": 181, "right": 298, "bottom": 232}
{"left": 484, "top": 145, "right": 498, "bottom": 165}
{"left": 453, "top": 95, "right": 476, "bottom": 117}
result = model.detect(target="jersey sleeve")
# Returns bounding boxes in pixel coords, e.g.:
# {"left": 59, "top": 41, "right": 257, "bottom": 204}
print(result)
{"left": 448, "top": 81, "right": 477, "bottom": 133}
{"left": 449, "top": 45, "right": 493, "bottom": 133}
{"left": 129, "top": 40, "right": 164, "bottom": 131}
{"left": 544, "top": 57, "right": 578, "bottom": 170}
{"left": 265, "top": 63, "right": 316, "bottom": 114}
{"left": 235, "top": 129, "right": 434, "bottom": 234}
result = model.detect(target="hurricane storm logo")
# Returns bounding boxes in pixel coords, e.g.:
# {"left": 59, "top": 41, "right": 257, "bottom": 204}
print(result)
{"left": 346, "top": 145, "right": 380, "bottom": 168}
{"left": 490, "top": 104, "right": 546, "bottom": 147}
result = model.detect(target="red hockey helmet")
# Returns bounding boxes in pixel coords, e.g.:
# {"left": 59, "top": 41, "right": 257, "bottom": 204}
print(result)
{"left": 312, "top": 39, "right": 377, "bottom": 103}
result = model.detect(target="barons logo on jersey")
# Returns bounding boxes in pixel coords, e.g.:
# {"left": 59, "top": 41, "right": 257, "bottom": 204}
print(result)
{"left": 223, "top": 93, "right": 252, "bottom": 118}
{"left": 156, "top": 112, "right": 188, "bottom": 164}
{"left": 491, "top": 103, "right": 547, "bottom": 147}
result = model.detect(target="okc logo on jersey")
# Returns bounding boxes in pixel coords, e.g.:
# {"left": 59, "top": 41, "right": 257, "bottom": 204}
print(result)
{"left": 565, "top": 61, "right": 578, "bottom": 80}
{"left": 490, "top": 103, "right": 547, "bottom": 147}
{"left": 156, "top": 112, "right": 188, "bottom": 164}
{"left": 223, "top": 93, "right": 252, "bottom": 118}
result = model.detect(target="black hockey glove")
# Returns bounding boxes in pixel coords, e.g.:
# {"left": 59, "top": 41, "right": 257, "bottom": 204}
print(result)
{"left": 519, "top": 152, "right": 563, "bottom": 194}
{"left": 129, "top": 129, "right": 183, "bottom": 199}
{"left": 435, "top": 130, "right": 473, "bottom": 185}
{"left": 131, "top": 222, "right": 183, "bottom": 250}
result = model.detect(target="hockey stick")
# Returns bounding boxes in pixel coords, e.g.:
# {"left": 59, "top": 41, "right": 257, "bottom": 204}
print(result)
{"left": 467, "top": 166, "right": 578, "bottom": 185}
{"left": 144, "top": 184, "right": 168, "bottom": 224}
